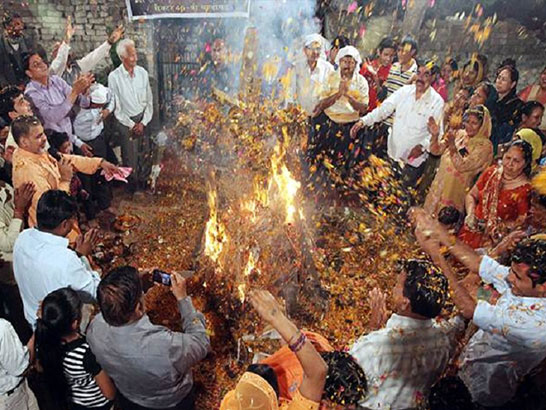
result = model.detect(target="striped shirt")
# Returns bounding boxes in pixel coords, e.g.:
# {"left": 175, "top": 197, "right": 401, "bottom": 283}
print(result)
{"left": 63, "top": 337, "right": 110, "bottom": 408}
{"left": 382, "top": 59, "right": 418, "bottom": 126}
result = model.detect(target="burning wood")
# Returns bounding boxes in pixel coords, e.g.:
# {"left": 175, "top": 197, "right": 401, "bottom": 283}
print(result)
{"left": 203, "top": 188, "right": 228, "bottom": 268}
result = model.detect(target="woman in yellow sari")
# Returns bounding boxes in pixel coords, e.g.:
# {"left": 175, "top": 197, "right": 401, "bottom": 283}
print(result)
{"left": 424, "top": 105, "right": 493, "bottom": 217}
{"left": 220, "top": 290, "right": 327, "bottom": 410}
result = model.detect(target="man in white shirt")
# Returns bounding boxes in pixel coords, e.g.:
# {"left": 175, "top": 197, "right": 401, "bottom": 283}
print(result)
{"left": 73, "top": 84, "right": 116, "bottom": 211}
{"left": 287, "top": 34, "right": 334, "bottom": 116}
{"left": 0, "top": 319, "right": 38, "bottom": 410}
{"left": 73, "top": 84, "right": 115, "bottom": 157}
{"left": 108, "top": 39, "right": 153, "bottom": 192}
{"left": 350, "top": 258, "right": 462, "bottom": 409}
{"left": 413, "top": 209, "right": 546, "bottom": 407}
{"left": 310, "top": 45, "right": 368, "bottom": 179}
{"left": 13, "top": 190, "right": 101, "bottom": 328}
{"left": 351, "top": 61, "right": 444, "bottom": 187}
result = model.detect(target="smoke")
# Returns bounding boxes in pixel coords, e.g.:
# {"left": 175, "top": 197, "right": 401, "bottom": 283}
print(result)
{"left": 222, "top": 0, "right": 321, "bottom": 66}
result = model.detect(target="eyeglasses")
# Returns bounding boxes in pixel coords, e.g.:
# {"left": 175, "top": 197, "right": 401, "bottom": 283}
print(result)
{"left": 29, "top": 60, "right": 46, "bottom": 69}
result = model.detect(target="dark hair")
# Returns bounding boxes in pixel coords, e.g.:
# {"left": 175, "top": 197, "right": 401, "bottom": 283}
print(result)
{"left": 511, "top": 237, "right": 546, "bottom": 286}
{"left": 331, "top": 35, "right": 350, "bottom": 50}
{"left": 477, "top": 54, "right": 488, "bottom": 72}
{"left": 505, "top": 139, "right": 533, "bottom": 177}
{"left": 46, "top": 130, "right": 69, "bottom": 160}
{"left": 459, "top": 85, "right": 473, "bottom": 97}
{"left": 36, "top": 190, "right": 77, "bottom": 230}
{"left": 98, "top": 266, "right": 143, "bottom": 326}
{"left": 398, "top": 259, "right": 448, "bottom": 318}
{"left": 521, "top": 100, "right": 545, "bottom": 118}
{"left": 35, "top": 287, "right": 82, "bottom": 405}
{"left": 400, "top": 35, "right": 418, "bottom": 53}
{"left": 416, "top": 59, "right": 434, "bottom": 74}
{"left": 46, "top": 130, "right": 69, "bottom": 151}
{"left": 11, "top": 114, "right": 41, "bottom": 144}
{"left": 321, "top": 351, "right": 367, "bottom": 405}
{"left": 444, "top": 57, "right": 458, "bottom": 72}
{"left": 378, "top": 37, "right": 396, "bottom": 52}
{"left": 497, "top": 60, "right": 519, "bottom": 85}
{"left": 3, "top": 12, "right": 22, "bottom": 28}
{"left": 0, "top": 85, "right": 24, "bottom": 125}
{"left": 247, "top": 364, "right": 279, "bottom": 398}
{"left": 463, "top": 104, "right": 486, "bottom": 124}
{"left": 438, "top": 206, "right": 461, "bottom": 226}
{"left": 22, "top": 50, "right": 48, "bottom": 72}
{"left": 429, "top": 376, "right": 474, "bottom": 410}
{"left": 475, "top": 81, "right": 498, "bottom": 112}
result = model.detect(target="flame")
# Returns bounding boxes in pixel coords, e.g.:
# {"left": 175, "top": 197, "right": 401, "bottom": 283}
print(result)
{"left": 237, "top": 283, "right": 246, "bottom": 303}
{"left": 269, "top": 142, "right": 301, "bottom": 224}
{"left": 204, "top": 189, "right": 228, "bottom": 266}
{"left": 238, "top": 250, "right": 260, "bottom": 304}
{"left": 242, "top": 199, "right": 257, "bottom": 219}
{"left": 244, "top": 250, "right": 259, "bottom": 276}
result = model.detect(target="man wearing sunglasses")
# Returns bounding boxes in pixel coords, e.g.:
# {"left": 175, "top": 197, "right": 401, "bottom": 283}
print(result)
{"left": 412, "top": 208, "right": 546, "bottom": 408}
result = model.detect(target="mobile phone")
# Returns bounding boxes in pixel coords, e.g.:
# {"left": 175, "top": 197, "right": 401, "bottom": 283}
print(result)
{"left": 152, "top": 269, "right": 172, "bottom": 286}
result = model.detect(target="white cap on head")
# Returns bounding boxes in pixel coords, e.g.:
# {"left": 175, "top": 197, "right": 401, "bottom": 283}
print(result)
{"left": 303, "top": 33, "right": 327, "bottom": 50}
{"left": 335, "top": 45, "right": 362, "bottom": 68}
{"left": 89, "top": 83, "right": 109, "bottom": 105}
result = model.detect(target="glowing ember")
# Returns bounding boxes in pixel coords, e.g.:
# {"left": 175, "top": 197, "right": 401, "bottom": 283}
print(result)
{"left": 204, "top": 189, "right": 228, "bottom": 266}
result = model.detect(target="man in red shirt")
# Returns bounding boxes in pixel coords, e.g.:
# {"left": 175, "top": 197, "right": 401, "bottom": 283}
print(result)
{"left": 359, "top": 37, "right": 397, "bottom": 111}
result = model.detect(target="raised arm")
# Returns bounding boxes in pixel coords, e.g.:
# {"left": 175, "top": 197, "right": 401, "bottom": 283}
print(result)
{"left": 412, "top": 207, "right": 483, "bottom": 273}
{"left": 350, "top": 85, "right": 402, "bottom": 138}
{"left": 449, "top": 139, "right": 493, "bottom": 174}
{"left": 169, "top": 273, "right": 211, "bottom": 374}
{"left": 428, "top": 117, "right": 448, "bottom": 156}
{"left": 434, "top": 249, "right": 477, "bottom": 319}
{"left": 249, "top": 290, "right": 327, "bottom": 403}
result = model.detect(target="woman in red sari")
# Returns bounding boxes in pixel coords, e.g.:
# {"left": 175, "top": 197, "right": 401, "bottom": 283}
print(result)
{"left": 459, "top": 139, "right": 533, "bottom": 249}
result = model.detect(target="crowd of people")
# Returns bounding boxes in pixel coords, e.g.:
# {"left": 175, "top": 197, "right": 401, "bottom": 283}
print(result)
{"left": 0, "top": 8, "right": 546, "bottom": 410}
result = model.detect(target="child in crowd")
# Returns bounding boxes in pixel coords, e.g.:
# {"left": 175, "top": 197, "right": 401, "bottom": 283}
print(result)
{"left": 47, "top": 131, "right": 96, "bottom": 222}
{"left": 438, "top": 206, "right": 463, "bottom": 234}
{"left": 35, "top": 287, "right": 115, "bottom": 410}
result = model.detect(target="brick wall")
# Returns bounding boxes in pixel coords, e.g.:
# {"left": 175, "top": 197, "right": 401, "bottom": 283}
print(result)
{"left": 327, "top": 12, "right": 546, "bottom": 86}
{"left": 1, "top": 0, "right": 157, "bottom": 101}
{"left": 3, "top": 0, "right": 544, "bottom": 107}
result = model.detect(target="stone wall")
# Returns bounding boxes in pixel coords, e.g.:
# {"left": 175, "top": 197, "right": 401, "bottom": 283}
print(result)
{"left": 2, "top": 0, "right": 545, "bottom": 111}
{"left": 1, "top": 0, "right": 159, "bottom": 121}
{"left": 326, "top": 11, "right": 545, "bottom": 86}
{"left": 417, "top": 18, "right": 546, "bottom": 85}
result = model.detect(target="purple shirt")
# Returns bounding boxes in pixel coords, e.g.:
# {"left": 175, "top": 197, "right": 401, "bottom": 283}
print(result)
{"left": 25, "top": 75, "right": 89, "bottom": 147}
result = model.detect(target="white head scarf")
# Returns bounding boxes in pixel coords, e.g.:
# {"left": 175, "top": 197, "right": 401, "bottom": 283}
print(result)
{"left": 288, "top": 34, "right": 330, "bottom": 65}
{"left": 303, "top": 33, "right": 329, "bottom": 59}
{"left": 335, "top": 45, "right": 362, "bottom": 68}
